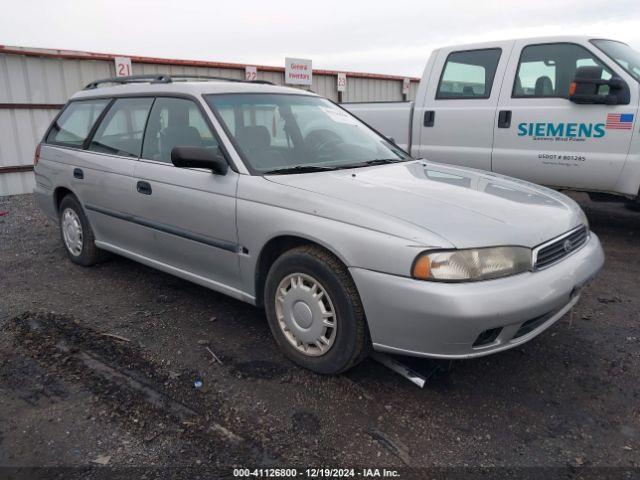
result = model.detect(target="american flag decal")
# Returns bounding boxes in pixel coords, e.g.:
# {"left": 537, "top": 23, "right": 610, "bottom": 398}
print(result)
{"left": 605, "top": 113, "right": 634, "bottom": 130}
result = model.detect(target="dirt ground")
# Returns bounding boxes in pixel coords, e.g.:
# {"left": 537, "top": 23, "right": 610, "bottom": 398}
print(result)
{"left": 0, "top": 193, "right": 639, "bottom": 478}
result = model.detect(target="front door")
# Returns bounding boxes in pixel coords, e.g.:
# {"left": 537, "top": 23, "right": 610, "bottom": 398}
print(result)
{"left": 492, "top": 40, "right": 637, "bottom": 191}
{"left": 414, "top": 41, "right": 513, "bottom": 171}
{"left": 132, "top": 96, "right": 241, "bottom": 294}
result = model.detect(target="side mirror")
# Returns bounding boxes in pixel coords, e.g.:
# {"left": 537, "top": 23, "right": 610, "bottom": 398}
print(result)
{"left": 171, "top": 146, "right": 228, "bottom": 175}
{"left": 569, "top": 66, "right": 630, "bottom": 105}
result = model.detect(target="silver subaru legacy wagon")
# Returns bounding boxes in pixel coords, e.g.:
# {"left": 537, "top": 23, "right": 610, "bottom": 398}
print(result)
{"left": 34, "top": 74, "right": 604, "bottom": 374}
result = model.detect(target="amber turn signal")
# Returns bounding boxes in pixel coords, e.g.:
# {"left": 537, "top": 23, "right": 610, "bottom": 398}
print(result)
{"left": 412, "top": 255, "right": 431, "bottom": 280}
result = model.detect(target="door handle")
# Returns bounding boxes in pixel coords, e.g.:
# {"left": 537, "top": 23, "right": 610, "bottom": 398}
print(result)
{"left": 136, "top": 181, "right": 152, "bottom": 195}
{"left": 73, "top": 168, "right": 84, "bottom": 179}
{"left": 498, "top": 110, "right": 512, "bottom": 128}
{"left": 423, "top": 110, "right": 435, "bottom": 127}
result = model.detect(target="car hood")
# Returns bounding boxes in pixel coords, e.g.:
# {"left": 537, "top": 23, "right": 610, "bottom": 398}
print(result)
{"left": 265, "top": 160, "right": 583, "bottom": 248}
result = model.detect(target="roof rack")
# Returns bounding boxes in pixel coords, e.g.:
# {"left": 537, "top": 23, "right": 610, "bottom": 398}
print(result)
{"left": 84, "top": 74, "right": 275, "bottom": 90}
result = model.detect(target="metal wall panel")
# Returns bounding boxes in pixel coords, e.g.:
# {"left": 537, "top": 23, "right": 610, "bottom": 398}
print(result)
{"left": 0, "top": 108, "right": 59, "bottom": 166}
{"left": 0, "top": 54, "right": 112, "bottom": 103}
{"left": 0, "top": 50, "right": 418, "bottom": 196}
{"left": 0, "top": 171, "right": 34, "bottom": 196}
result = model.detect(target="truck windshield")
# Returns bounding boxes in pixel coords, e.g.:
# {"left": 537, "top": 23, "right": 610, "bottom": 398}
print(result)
{"left": 205, "top": 94, "right": 410, "bottom": 174}
{"left": 592, "top": 39, "right": 640, "bottom": 82}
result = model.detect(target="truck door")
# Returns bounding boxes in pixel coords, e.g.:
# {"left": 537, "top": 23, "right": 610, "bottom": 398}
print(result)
{"left": 413, "top": 41, "right": 513, "bottom": 170}
{"left": 492, "top": 40, "right": 637, "bottom": 191}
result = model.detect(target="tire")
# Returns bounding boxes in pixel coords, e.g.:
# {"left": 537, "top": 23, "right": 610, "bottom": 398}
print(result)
{"left": 264, "top": 245, "right": 370, "bottom": 374}
{"left": 58, "top": 194, "right": 105, "bottom": 266}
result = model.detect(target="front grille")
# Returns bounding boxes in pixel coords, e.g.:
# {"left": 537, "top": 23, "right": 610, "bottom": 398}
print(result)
{"left": 534, "top": 225, "right": 588, "bottom": 270}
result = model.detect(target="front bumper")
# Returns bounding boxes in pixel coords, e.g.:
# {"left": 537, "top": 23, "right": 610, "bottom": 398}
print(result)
{"left": 350, "top": 232, "right": 604, "bottom": 359}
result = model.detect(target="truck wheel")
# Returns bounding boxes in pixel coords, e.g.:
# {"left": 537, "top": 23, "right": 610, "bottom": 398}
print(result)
{"left": 59, "top": 195, "right": 105, "bottom": 266}
{"left": 264, "top": 245, "right": 370, "bottom": 374}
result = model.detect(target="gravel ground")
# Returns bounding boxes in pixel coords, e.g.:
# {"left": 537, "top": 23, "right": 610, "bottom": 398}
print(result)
{"left": 0, "top": 193, "right": 639, "bottom": 477}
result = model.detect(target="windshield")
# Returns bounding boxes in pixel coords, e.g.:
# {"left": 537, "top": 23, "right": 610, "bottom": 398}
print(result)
{"left": 592, "top": 39, "right": 640, "bottom": 82}
{"left": 205, "top": 93, "right": 410, "bottom": 174}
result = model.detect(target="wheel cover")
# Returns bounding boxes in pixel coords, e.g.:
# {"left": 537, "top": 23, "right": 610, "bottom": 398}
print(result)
{"left": 274, "top": 273, "right": 337, "bottom": 357}
{"left": 61, "top": 208, "right": 83, "bottom": 256}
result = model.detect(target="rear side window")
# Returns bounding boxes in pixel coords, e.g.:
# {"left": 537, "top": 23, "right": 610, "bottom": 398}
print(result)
{"left": 142, "top": 97, "right": 218, "bottom": 163}
{"left": 436, "top": 49, "right": 502, "bottom": 99}
{"left": 46, "top": 99, "right": 110, "bottom": 147}
{"left": 88, "top": 98, "right": 154, "bottom": 158}
{"left": 513, "top": 43, "right": 613, "bottom": 98}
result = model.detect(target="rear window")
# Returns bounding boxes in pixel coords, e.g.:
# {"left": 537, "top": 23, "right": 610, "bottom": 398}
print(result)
{"left": 436, "top": 49, "right": 502, "bottom": 99}
{"left": 88, "top": 98, "right": 154, "bottom": 158}
{"left": 46, "top": 99, "right": 110, "bottom": 147}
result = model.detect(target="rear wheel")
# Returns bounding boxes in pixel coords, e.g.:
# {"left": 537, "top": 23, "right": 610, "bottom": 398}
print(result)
{"left": 264, "top": 245, "right": 370, "bottom": 374}
{"left": 59, "top": 195, "right": 104, "bottom": 266}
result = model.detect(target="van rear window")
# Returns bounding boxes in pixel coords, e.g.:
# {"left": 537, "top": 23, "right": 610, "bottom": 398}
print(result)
{"left": 46, "top": 99, "right": 110, "bottom": 147}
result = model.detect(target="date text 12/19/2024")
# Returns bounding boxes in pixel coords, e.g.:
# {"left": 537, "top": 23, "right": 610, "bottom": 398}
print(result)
{"left": 233, "top": 468, "right": 401, "bottom": 478}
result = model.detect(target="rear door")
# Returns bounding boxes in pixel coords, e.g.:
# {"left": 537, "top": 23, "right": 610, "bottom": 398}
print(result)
{"left": 44, "top": 97, "right": 154, "bottom": 255}
{"left": 492, "top": 40, "right": 637, "bottom": 191}
{"left": 82, "top": 97, "right": 154, "bottom": 254}
{"left": 132, "top": 96, "right": 241, "bottom": 293}
{"left": 414, "top": 41, "right": 513, "bottom": 170}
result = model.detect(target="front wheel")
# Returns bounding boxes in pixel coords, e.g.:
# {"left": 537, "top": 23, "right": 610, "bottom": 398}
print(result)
{"left": 264, "top": 246, "right": 370, "bottom": 374}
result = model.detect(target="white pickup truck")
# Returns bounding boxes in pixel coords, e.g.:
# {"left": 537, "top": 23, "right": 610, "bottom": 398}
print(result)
{"left": 344, "top": 36, "right": 640, "bottom": 206}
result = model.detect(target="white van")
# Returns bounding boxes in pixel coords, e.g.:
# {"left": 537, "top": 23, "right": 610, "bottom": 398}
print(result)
{"left": 344, "top": 37, "right": 640, "bottom": 207}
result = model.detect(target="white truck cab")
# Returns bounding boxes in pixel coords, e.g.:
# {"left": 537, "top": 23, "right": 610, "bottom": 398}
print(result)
{"left": 344, "top": 36, "right": 640, "bottom": 204}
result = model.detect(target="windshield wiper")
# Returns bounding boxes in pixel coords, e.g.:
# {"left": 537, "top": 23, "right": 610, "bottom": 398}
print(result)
{"left": 338, "top": 158, "right": 407, "bottom": 169}
{"left": 262, "top": 165, "right": 340, "bottom": 175}
{"left": 363, "top": 158, "right": 406, "bottom": 165}
{"left": 262, "top": 159, "right": 407, "bottom": 175}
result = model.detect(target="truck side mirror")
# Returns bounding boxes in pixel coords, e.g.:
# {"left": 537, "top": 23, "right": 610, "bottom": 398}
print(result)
{"left": 568, "top": 66, "right": 630, "bottom": 105}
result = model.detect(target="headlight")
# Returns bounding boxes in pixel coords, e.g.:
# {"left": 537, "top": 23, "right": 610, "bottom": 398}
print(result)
{"left": 412, "top": 247, "right": 532, "bottom": 282}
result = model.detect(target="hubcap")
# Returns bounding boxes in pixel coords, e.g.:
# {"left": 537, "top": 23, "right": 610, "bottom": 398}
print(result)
{"left": 61, "top": 208, "right": 83, "bottom": 256}
{"left": 274, "top": 273, "right": 337, "bottom": 357}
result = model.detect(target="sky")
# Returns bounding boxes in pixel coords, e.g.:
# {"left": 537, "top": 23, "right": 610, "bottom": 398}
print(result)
{"left": 1, "top": 0, "right": 640, "bottom": 77}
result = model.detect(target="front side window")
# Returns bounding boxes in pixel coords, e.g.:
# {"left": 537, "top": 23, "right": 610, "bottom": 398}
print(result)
{"left": 142, "top": 97, "right": 219, "bottom": 163}
{"left": 436, "top": 49, "right": 502, "bottom": 99}
{"left": 514, "top": 43, "right": 613, "bottom": 98}
{"left": 205, "top": 94, "right": 409, "bottom": 173}
{"left": 88, "top": 98, "right": 153, "bottom": 158}
{"left": 46, "top": 99, "right": 110, "bottom": 147}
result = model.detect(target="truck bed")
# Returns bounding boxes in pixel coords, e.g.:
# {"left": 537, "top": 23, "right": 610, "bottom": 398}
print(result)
{"left": 342, "top": 102, "right": 413, "bottom": 152}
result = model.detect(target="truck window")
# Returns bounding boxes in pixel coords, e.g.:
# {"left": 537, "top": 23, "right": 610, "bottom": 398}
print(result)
{"left": 436, "top": 49, "right": 502, "bottom": 99}
{"left": 46, "top": 99, "right": 110, "bottom": 148}
{"left": 513, "top": 43, "right": 613, "bottom": 98}
{"left": 88, "top": 98, "right": 154, "bottom": 158}
{"left": 141, "top": 97, "right": 220, "bottom": 163}
{"left": 592, "top": 39, "right": 640, "bottom": 82}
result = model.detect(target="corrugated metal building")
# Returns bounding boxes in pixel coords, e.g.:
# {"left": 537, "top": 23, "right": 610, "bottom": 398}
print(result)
{"left": 0, "top": 45, "right": 419, "bottom": 196}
